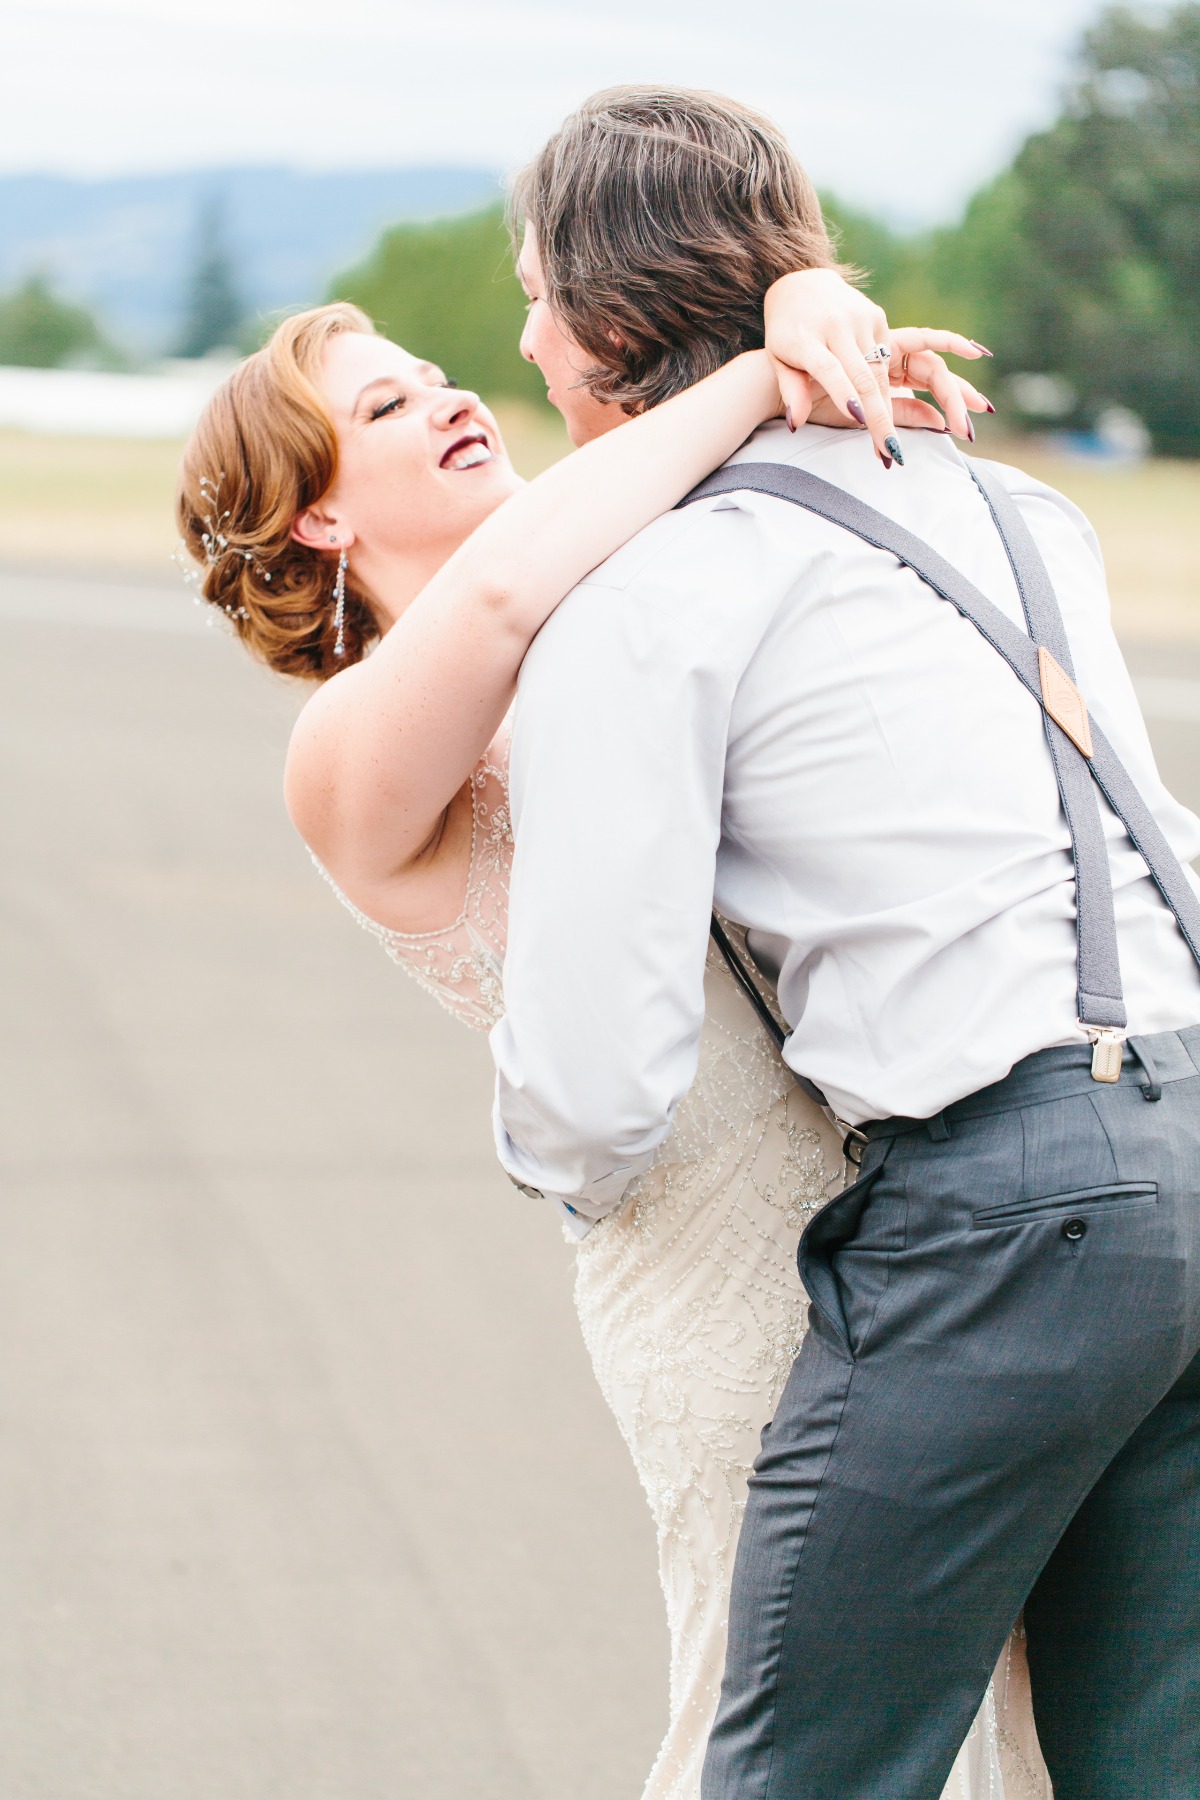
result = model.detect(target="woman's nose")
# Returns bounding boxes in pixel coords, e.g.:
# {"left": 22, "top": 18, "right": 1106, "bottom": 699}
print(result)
{"left": 432, "top": 386, "right": 480, "bottom": 428}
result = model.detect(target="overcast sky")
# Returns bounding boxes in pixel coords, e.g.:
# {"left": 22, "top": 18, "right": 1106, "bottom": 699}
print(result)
{"left": 3, "top": 0, "right": 1114, "bottom": 223}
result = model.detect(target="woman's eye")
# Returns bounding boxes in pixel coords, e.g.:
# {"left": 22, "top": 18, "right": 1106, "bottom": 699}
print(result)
{"left": 370, "top": 395, "right": 405, "bottom": 420}
{"left": 440, "top": 378, "right": 458, "bottom": 390}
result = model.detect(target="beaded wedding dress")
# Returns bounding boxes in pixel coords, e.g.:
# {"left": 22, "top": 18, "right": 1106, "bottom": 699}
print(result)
{"left": 320, "top": 735, "right": 1052, "bottom": 1800}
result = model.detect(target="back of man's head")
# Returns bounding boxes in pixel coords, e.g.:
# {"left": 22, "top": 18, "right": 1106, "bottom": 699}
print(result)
{"left": 513, "top": 85, "right": 844, "bottom": 415}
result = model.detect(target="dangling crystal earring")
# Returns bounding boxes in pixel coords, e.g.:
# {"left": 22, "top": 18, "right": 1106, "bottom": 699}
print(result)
{"left": 331, "top": 543, "right": 347, "bottom": 659}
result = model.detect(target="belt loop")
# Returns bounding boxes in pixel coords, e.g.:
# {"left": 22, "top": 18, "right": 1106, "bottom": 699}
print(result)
{"left": 1127, "top": 1036, "right": 1163, "bottom": 1102}
{"left": 926, "top": 1111, "right": 951, "bottom": 1142}
{"left": 842, "top": 1125, "right": 869, "bottom": 1167}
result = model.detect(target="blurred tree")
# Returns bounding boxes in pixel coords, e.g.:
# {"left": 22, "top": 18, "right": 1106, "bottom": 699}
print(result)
{"left": 0, "top": 273, "right": 116, "bottom": 368}
{"left": 943, "top": 4, "right": 1199, "bottom": 454}
{"left": 1028, "top": 2, "right": 1196, "bottom": 454}
{"left": 820, "top": 196, "right": 947, "bottom": 332}
{"left": 176, "top": 197, "right": 244, "bottom": 358}
{"left": 329, "top": 204, "right": 548, "bottom": 406}
{"left": 826, "top": 5, "right": 1200, "bottom": 455}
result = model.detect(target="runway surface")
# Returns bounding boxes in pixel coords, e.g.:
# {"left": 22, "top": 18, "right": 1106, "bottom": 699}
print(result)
{"left": 1, "top": 566, "right": 1197, "bottom": 1800}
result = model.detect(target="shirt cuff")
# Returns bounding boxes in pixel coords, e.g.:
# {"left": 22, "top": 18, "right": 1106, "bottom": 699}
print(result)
{"left": 504, "top": 1167, "right": 631, "bottom": 1228}
{"left": 555, "top": 1198, "right": 599, "bottom": 1241}
{"left": 503, "top": 1171, "right": 597, "bottom": 1237}
{"left": 493, "top": 1116, "right": 638, "bottom": 1230}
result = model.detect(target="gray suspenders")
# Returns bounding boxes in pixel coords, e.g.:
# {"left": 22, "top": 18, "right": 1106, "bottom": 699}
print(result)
{"left": 684, "top": 459, "right": 1200, "bottom": 1110}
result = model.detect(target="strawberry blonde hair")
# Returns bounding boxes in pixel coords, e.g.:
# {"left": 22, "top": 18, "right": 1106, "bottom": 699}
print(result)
{"left": 176, "top": 302, "right": 380, "bottom": 681}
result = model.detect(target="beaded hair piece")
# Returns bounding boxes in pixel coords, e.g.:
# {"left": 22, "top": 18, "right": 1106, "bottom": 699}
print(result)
{"left": 174, "top": 471, "right": 270, "bottom": 622}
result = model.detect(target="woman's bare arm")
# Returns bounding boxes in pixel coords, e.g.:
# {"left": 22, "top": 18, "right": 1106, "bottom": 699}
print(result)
{"left": 288, "top": 261, "right": 992, "bottom": 931}
{"left": 286, "top": 348, "right": 780, "bottom": 919}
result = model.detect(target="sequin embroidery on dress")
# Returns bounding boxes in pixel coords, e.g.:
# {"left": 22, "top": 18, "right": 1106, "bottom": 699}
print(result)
{"left": 317, "top": 732, "right": 1051, "bottom": 1800}
{"left": 313, "top": 747, "right": 510, "bottom": 1032}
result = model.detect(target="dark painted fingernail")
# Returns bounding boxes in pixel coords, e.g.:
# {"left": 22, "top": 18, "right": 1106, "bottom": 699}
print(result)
{"left": 884, "top": 434, "right": 904, "bottom": 466}
{"left": 970, "top": 341, "right": 994, "bottom": 358}
{"left": 785, "top": 405, "right": 796, "bottom": 433}
{"left": 847, "top": 399, "right": 867, "bottom": 426}
{"left": 879, "top": 452, "right": 893, "bottom": 470}
{"left": 983, "top": 399, "right": 996, "bottom": 414}
{"left": 966, "top": 417, "right": 976, "bottom": 443}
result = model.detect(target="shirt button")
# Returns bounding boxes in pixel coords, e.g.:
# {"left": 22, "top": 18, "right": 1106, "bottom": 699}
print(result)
{"left": 1062, "top": 1218, "right": 1087, "bottom": 1243}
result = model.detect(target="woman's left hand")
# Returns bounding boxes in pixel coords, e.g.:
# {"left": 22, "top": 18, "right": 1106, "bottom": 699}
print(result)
{"left": 763, "top": 270, "right": 994, "bottom": 459}
{"left": 877, "top": 328, "right": 994, "bottom": 442}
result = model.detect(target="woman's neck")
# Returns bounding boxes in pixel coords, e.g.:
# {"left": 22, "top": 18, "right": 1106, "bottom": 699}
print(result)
{"left": 353, "top": 483, "right": 526, "bottom": 635}
{"left": 354, "top": 537, "right": 463, "bottom": 635}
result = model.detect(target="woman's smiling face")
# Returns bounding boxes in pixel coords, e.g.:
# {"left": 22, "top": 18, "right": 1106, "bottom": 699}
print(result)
{"left": 305, "top": 329, "right": 522, "bottom": 571}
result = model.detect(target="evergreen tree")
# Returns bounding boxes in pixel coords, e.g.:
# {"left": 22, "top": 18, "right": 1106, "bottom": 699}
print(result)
{"left": 176, "top": 197, "right": 244, "bottom": 358}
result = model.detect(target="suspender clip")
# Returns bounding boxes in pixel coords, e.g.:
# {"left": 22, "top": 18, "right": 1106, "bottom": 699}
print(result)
{"left": 1083, "top": 1025, "right": 1125, "bottom": 1084}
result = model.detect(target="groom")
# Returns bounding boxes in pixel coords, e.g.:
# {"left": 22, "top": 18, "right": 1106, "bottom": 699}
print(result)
{"left": 493, "top": 86, "right": 1200, "bottom": 1799}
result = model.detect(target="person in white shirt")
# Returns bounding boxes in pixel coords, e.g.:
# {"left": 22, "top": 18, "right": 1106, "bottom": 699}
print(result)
{"left": 494, "top": 85, "right": 1200, "bottom": 1800}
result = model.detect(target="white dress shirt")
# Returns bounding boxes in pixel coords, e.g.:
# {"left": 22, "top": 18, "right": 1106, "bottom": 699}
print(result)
{"left": 491, "top": 421, "right": 1200, "bottom": 1225}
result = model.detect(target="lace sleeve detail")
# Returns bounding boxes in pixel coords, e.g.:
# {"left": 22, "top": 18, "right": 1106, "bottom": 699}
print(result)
{"left": 312, "top": 744, "right": 512, "bottom": 1033}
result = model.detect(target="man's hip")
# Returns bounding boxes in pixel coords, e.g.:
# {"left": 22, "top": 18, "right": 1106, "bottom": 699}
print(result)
{"left": 702, "top": 1027, "right": 1200, "bottom": 1800}
{"left": 809, "top": 1025, "right": 1200, "bottom": 1382}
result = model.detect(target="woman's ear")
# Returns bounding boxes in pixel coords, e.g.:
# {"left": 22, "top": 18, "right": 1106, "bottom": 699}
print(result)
{"left": 291, "top": 505, "right": 354, "bottom": 553}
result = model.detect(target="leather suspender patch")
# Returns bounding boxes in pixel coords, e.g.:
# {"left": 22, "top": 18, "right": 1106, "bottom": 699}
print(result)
{"left": 1038, "top": 646, "right": 1094, "bottom": 760}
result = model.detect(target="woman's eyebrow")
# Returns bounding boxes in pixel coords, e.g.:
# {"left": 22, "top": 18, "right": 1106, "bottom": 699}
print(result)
{"left": 353, "top": 363, "right": 444, "bottom": 410}
{"left": 353, "top": 375, "right": 401, "bottom": 410}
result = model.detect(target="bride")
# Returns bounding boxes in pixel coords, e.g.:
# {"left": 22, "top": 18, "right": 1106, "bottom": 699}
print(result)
{"left": 176, "top": 265, "right": 1045, "bottom": 1796}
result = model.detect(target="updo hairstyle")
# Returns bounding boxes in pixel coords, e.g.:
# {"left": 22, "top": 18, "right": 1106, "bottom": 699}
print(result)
{"left": 176, "top": 302, "right": 380, "bottom": 681}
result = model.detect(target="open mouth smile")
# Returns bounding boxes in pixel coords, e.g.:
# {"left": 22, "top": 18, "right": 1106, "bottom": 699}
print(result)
{"left": 439, "top": 431, "right": 495, "bottom": 472}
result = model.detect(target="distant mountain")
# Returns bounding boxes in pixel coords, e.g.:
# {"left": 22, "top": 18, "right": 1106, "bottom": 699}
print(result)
{"left": 0, "top": 167, "right": 501, "bottom": 355}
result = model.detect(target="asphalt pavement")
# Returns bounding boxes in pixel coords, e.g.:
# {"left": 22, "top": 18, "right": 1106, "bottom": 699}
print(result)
{"left": 1, "top": 567, "right": 1197, "bottom": 1800}
{"left": 0, "top": 569, "right": 665, "bottom": 1800}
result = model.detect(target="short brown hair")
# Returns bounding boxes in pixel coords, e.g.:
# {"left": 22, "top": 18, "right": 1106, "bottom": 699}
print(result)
{"left": 512, "top": 85, "right": 847, "bottom": 414}
{"left": 176, "top": 303, "right": 380, "bottom": 681}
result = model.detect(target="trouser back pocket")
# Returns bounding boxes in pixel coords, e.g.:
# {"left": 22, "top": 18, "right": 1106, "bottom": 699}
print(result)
{"left": 971, "top": 1181, "right": 1157, "bottom": 1229}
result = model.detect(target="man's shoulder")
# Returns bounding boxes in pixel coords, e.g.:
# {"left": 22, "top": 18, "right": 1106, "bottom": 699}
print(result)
{"left": 971, "top": 454, "right": 1104, "bottom": 567}
{"left": 576, "top": 418, "right": 845, "bottom": 601}
{"left": 575, "top": 494, "right": 719, "bottom": 597}
{"left": 557, "top": 420, "right": 1106, "bottom": 633}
